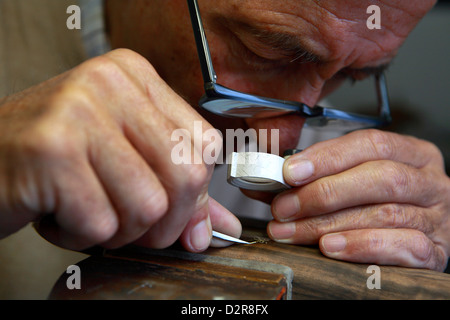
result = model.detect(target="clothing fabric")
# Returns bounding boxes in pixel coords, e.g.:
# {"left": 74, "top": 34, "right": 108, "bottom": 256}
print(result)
{"left": 79, "top": 0, "right": 110, "bottom": 58}
{"left": 0, "top": 0, "right": 87, "bottom": 97}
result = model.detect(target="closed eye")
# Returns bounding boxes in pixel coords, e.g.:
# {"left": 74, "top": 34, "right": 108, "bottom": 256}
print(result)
{"left": 225, "top": 20, "right": 324, "bottom": 70}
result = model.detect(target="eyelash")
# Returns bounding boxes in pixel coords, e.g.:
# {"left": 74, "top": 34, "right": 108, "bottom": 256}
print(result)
{"left": 232, "top": 37, "right": 294, "bottom": 71}
{"left": 230, "top": 34, "right": 377, "bottom": 82}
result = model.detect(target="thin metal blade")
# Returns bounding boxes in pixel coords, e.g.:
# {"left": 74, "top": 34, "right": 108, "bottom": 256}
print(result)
{"left": 212, "top": 231, "right": 255, "bottom": 245}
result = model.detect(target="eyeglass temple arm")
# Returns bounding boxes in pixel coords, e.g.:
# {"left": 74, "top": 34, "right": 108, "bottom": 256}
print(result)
{"left": 375, "top": 72, "right": 392, "bottom": 122}
{"left": 187, "top": 0, "right": 217, "bottom": 84}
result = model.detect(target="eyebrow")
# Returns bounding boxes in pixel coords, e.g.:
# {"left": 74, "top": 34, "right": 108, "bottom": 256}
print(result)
{"left": 241, "top": 25, "right": 324, "bottom": 63}
{"left": 234, "top": 22, "right": 391, "bottom": 79}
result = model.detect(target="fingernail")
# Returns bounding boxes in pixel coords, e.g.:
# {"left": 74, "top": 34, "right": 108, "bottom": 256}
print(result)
{"left": 191, "top": 218, "right": 212, "bottom": 251}
{"left": 322, "top": 234, "right": 347, "bottom": 254}
{"left": 285, "top": 159, "right": 314, "bottom": 185}
{"left": 268, "top": 222, "right": 296, "bottom": 243}
{"left": 273, "top": 193, "right": 300, "bottom": 222}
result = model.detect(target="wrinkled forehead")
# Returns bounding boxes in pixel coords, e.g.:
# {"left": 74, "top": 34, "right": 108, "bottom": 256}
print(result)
{"left": 208, "top": 0, "right": 436, "bottom": 66}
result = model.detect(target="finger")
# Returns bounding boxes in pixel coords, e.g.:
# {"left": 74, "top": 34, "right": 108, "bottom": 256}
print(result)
{"left": 109, "top": 91, "right": 216, "bottom": 247}
{"left": 88, "top": 129, "right": 169, "bottom": 249}
{"left": 76, "top": 54, "right": 209, "bottom": 248}
{"left": 134, "top": 155, "right": 212, "bottom": 249}
{"left": 319, "top": 229, "right": 448, "bottom": 271}
{"left": 131, "top": 110, "right": 213, "bottom": 249}
{"left": 34, "top": 160, "right": 119, "bottom": 251}
{"left": 179, "top": 200, "right": 212, "bottom": 252}
{"left": 207, "top": 197, "right": 242, "bottom": 248}
{"left": 268, "top": 203, "right": 436, "bottom": 244}
{"left": 103, "top": 49, "right": 219, "bottom": 154}
{"left": 283, "top": 129, "right": 444, "bottom": 187}
{"left": 272, "top": 160, "right": 440, "bottom": 221}
{"left": 126, "top": 136, "right": 211, "bottom": 249}
{"left": 33, "top": 215, "right": 99, "bottom": 250}
{"left": 77, "top": 50, "right": 220, "bottom": 248}
{"left": 43, "top": 74, "right": 172, "bottom": 249}
{"left": 177, "top": 197, "right": 242, "bottom": 250}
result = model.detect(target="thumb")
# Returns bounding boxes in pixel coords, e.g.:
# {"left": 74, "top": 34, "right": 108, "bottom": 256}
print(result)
{"left": 179, "top": 196, "right": 212, "bottom": 252}
{"left": 179, "top": 196, "right": 243, "bottom": 252}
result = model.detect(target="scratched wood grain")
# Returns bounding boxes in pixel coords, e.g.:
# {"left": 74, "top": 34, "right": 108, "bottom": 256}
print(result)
{"left": 206, "top": 226, "right": 450, "bottom": 299}
{"left": 49, "top": 253, "right": 287, "bottom": 300}
{"left": 49, "top": 222, "right": 450, "bottom": 300}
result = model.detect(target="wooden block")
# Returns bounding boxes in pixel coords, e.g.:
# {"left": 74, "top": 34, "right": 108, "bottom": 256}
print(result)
{"left": 49, "top": 222, "right": 450, "bottom": 300}
{"left": 207, "top": 226, "right": 450, "bottom": 299}
{"left": 49, "top": 251, "right": 288, "bottom": 300}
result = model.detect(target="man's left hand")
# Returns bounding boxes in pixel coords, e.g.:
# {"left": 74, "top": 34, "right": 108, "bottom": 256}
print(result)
{"left": 267, "top": 129, "right": 450, "bottom": 271}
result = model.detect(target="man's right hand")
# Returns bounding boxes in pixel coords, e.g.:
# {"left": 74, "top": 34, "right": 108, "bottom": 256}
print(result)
{"left": 0, "top": 49, "right": 241, "bottom": 252}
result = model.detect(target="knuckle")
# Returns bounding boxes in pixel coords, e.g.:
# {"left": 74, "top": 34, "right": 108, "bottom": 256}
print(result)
{"left": 19, "top": 86, "right": 100, "bottom": 161}
{"left": 376, "top": 205, "right": 435, "bottom": 235}
{"left": 434, "top": 247, "right": 449, "bottom": 272}
{"left": 366, "top": 230, "right": 386, "bottom": 251}
{"left": 299, "top": 215, "right": 338, "bottom": 243}
{"left": 107, "top": 48, "right": 158, "bottom": 74}
{"left": 402, "top": 231, "right": 447, "bottom": 271}
{"left": 410, "top": 209, "right": 434, "bottom": 235}
{"left": 312, "top": 179, "right": 338, "bottom": 208}
{"left": 104, "top": 49, "right": 162, "bottom": 88}
{"left": 78, "top": 54, "right": 128, "bottom": 85}
{"left": 419, "top": 138, "right": 442, "bottom": 158}
{"left": 364, "top": 129, "right": 395, "bottom": 159}
{"left": 297, "top": 219, "right": 320, "bottom": 239}
{"left": 19, "top": 120, "right": 78, "bottom": 161}
{"left": 379, "top": 161, "right": 411, "bottom": 199}
{"left": 408, "top": 232, "right": 434, "bottom": 265}
{"left": 184, "top": 163, "right": 210, "bottom": 192}
{"left": 81, "top": 212, "right": 119, "bottom": 245}
{"left": 79, "top": 50, "right": 161, "bottom": 106}
{"left": 139, "top": 189, "right": 169, "bottom": 227}
{"left": 377, "top": 204, "right": 406, "bottom": 228}
{"left": 50, "top": 84, "right": 101, "bottom": 124}
{"left": 423, "top": 140, "right": 445, "bottom": 167}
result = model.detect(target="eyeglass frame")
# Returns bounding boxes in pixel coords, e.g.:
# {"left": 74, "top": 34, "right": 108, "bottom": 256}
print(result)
{"left": 187, "top": 0, "right": 392, "bottom": 132}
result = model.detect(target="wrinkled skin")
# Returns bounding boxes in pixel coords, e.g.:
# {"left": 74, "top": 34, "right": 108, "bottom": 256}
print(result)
{"left": 0, "top": 51, "right": 241, "bottom": 252}
{"left": 107, "top": 0, "right": 434, "bottom": 150}
{"left": 1, "top": 0, "right": 449, "bottom": 271}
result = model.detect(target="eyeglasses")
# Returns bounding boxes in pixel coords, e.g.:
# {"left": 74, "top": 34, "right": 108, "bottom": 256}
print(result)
{"left": 187, "top": 0, "right": 392, "bottom": 132}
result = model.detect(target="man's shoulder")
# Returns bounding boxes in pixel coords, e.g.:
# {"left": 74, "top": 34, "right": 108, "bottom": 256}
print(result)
{"left": 0, "top": 0, "right": 87, "bottom": 97}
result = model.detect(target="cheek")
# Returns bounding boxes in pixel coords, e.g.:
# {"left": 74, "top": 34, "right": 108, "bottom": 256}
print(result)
{"left": 154, "top": 43, "right": 205, "bottom": 109}
{"left": 245, "top": 115, "right": 306, "bottom": 155}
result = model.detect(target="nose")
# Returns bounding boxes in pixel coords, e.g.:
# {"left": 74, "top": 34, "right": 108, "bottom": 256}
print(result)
{"left": 280, "top": 70, "right": 327, "bottom": 108}
{"left": 241, "top": 69, "right": 328, "bottom": 154}
{"left": 244, "top": 114, "right": 306, "bottom": 155}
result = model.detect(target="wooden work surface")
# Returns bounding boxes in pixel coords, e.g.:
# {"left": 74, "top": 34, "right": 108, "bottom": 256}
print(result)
{"left": 49, "top": 223, "right": 450, "bottom": 300}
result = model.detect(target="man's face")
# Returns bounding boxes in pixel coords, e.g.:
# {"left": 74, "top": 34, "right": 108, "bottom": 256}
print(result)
{"left": 106, "top": 0, "right": 436, "bottom": 152}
